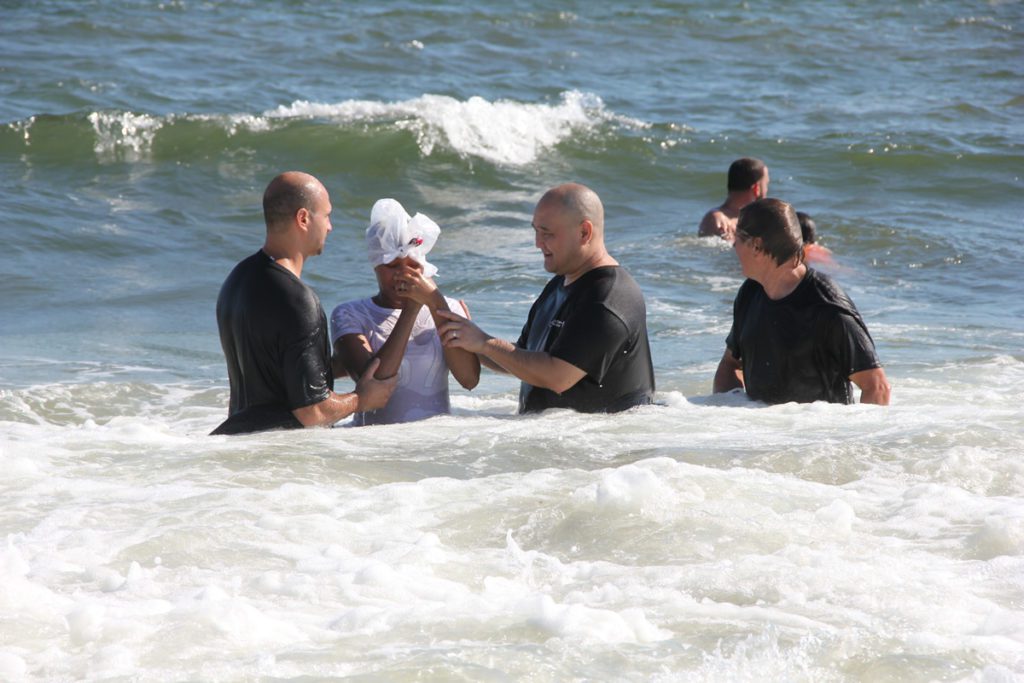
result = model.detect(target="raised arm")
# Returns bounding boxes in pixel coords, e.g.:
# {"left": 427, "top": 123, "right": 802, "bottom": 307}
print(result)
{"left": 396, "top": 265, "right": 480, "bottom": 390}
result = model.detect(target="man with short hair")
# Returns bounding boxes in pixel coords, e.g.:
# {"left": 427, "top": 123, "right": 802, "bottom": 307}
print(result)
{"left": 698, "top": 157, "right": 769, "bottom": 242}
{"left": 713, "top": 198, "right": 890, "bottom": 405}
{"left": 213, "top": 171, "right": 396, "bottom": 435}
{"left": 437, "top": 183, "right": 655, "bottom": 413}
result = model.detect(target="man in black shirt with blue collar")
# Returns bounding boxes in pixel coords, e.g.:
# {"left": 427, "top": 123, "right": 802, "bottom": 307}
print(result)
{"left": 437, "top": 183, "right": 655, "bottom": 414}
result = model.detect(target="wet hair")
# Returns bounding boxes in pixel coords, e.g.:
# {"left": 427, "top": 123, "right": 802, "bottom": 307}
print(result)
{"left": 263, "top": 173, "right": 321, "bottom": 232}
{"left": 797, "top": 211, "right": 816, "bottom": 244}
{"left": 727, "top": 157, "right": 767, "bottom": 192}
{"left": 737, "top": 198, "right": 804, "bottom": 266}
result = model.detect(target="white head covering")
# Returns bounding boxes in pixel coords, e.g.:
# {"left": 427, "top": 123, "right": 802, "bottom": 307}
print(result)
{"left": 365, "top": 198, "right": 440, "bottom": 278}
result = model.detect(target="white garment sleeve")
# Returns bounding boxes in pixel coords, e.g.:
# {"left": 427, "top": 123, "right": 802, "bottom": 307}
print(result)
{"left": 444, "top": 296, "right": 469, "bottom": 319}
{"left": 329, "top": 300, "right": 367, "bottom": 344}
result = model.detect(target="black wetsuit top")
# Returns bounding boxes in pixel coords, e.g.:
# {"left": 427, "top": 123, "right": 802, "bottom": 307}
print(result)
{"left": 516, "top": 266, "right": 655, "bottom": 413}
{"left": 725, "top": 269, "right": 882, "bottom": 404}
{"left": 212, "top": 250, "right": 333, "bottom": 434}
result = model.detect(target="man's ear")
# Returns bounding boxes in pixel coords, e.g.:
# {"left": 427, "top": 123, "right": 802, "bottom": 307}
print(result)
{"left": 580, "top": 219, "right": 593, "bottom": 245}
{"left": 296, "top": 207, "right": 311, "bottom": 231}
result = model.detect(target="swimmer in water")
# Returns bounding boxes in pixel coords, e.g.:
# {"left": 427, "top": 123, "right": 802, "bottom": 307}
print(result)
{"left": 698, "top": 157, "right": 769, "bottom": 243}
{"left": 798, "top": 211, "right": 835, "bottom": 267}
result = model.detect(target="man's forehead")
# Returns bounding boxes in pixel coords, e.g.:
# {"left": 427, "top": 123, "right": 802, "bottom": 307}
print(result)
{"left": 533, "top": 201, "right": 566, "bottom": 225}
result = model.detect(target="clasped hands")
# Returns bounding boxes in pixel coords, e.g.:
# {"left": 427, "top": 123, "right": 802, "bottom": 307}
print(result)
{"left": 391, "top": 264, "right": 488, "bottom": 351}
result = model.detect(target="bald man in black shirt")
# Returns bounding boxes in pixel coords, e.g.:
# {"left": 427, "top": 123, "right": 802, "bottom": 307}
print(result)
{"left": 213, "top": 172, "right": 395, "bottom": 435}
{"left": 436, "top": 183, "right": 655, "bottom": 414}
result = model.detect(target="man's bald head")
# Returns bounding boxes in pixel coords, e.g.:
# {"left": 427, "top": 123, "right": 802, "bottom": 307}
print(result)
{"left": 263, "top": 171, "right": 325, "bottom": 233}
{"left": 537, "top": 183, "right": 605, "bottom": 238}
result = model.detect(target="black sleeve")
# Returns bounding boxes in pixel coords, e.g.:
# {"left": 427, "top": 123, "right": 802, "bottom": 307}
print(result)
{"left": 280, "top": 298, "right": 333, "bottom": 410}
{"left": 548, "top": 302, "right": 630, "bottom": 383}
{"left": 725, "top": 316, "right": 740, "bottom": 360}
{"left": 725, "top": 284, "right": 750, "bottom": 361}
{"left": 824, "top": 312, "right": 882, "bottom": 377}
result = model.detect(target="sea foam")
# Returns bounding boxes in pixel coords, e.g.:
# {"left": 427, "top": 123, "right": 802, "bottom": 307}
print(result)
{"left": 70, "top": 91, "right": 632, "bottom": 167}
{"left": 265, "top": 90, "right": 622, "bottom": 166}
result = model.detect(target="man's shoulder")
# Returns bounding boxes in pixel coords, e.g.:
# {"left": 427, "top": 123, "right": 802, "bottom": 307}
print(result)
{"left": 803, "top": 269, "right": 857, "bottom": 310}
{"left": 698, "top": 208, "right": 722, "bottom": 236}
{"left": 223, "top": 250, "right": 295, "bottom": 287}
{"left": 568, "top": 266, "right": 646, "bottom": 327}
{"left": 219, "top": 251, "right": 266, "bottom": 306}
{"left": 223, "top": 251, "right": 319, "bottom": 314}
{"left": 222, "top": 250, "right": 262, "bottom": 281}
{"left": 698, "top": 206, "right": 735, "bottom": 237}
{"left": 577, "top": 265, "right": 641, "bottom": 294}
{"left": 734, "top": 277, "right": 762, "bottom": 301}
{"left": 700, "top": 206, "right": 727, "bottom": 220}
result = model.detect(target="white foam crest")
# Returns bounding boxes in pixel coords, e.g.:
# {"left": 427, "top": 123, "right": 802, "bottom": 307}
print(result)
{"left": 692, "top": 626, "right": 822, "bottom": 683}
{"left": 498, "top": 535, "right": 671, "bottom": 645}
{"left": 174, "top": 585, "right": 309, "bottom": 648}
{"left": 577, "top": 460, "right": 705, "bottom": 522}
{"left": 67, "top": 89, "right": 630, "bottom": 175}
{"left": 520, "top": 593, "right": 670, "bottom": 644}
{"left": 87, "top": 111, "right": 165, "bottom": 162}
{"left": 265, "top": 90, "right": 618, "bottom": 166}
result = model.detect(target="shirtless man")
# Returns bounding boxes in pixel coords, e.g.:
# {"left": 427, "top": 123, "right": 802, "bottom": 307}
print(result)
{"left": 698, "top": 157, "right": 769, "bottom": 243}
{"left": 213, "top": 172, "right": 396, "bottom": 435}
{"left": 436, "top": 183, "right": 655, "bottom": 414}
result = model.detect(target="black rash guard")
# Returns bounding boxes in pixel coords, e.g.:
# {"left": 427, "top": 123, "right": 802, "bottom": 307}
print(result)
{"left": 516, "top": 266, "right": 655, "bottom": 414}
{"left": 726, "top": 268, "right": 882, "bottom": 404}
{"left": 212, "top": 250, "right": 333, "bottom": 434}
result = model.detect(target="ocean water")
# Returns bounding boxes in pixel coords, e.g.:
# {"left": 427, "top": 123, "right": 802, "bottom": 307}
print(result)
{"left": 1, "top": 1, "right": 1023, "bottom": 680}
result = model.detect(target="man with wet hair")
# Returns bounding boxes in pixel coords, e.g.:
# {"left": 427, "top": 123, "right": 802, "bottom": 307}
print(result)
{"left": 698, "top": 157, "right": 769, "bottom": 243}
{"left": 213, "top": 171, "right": 396, "bottom": 435}
{"left": 713, "top": 198, "right": 891, "bottom": 405}
{"left": 436, "top": 183, "right": 655, "bottom": 414}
